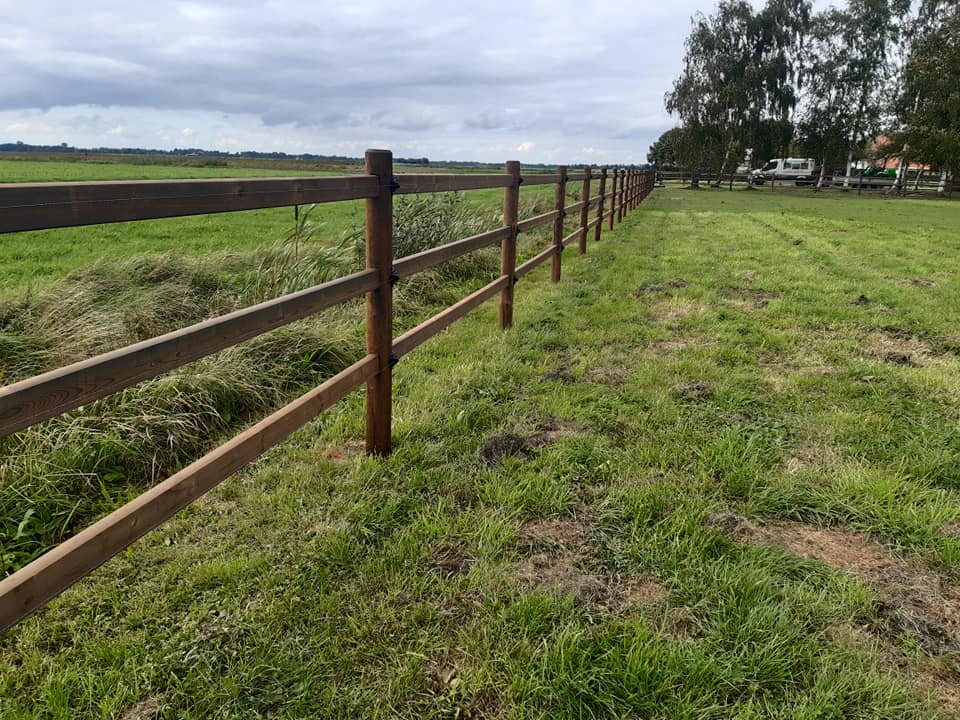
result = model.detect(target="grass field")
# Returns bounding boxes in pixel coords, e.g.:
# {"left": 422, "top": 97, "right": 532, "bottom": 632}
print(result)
{"left": 3, "top": 175, "right": 960, "bottom": 718}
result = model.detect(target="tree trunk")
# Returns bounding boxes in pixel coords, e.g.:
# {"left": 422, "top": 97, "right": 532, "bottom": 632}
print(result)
{"left": 938, "top": 169, "right": 949, "bottom": 196}
{"left": 843, "top": 150, "right": 854, "bottom": 190}
{"left": 913, "top": 166, "right": 925, "bottom": 192}
{"left": 816, "top": 158, "right": 828, "bottom": 192}
{"left": 715, "top": 139, "right": 733, "bottom": 188}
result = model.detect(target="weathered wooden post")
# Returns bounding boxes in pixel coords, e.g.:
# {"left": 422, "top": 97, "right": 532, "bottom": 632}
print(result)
{"left": 499, "top": 160, "right": 521, "bottom": 329}
{"left": 617, "top": 169, "right": 626, "bottom": 223}
{"left": 364, "top": 149, "right": 393, "bottom": 456}
{"left": 608, "top": 167, "right": 618, "bottom": 230}
{"left": 551, "top": 165, "right": 568, "bottom": 283}
{"left": 578, "top": 166, "right": 592, "bottom": 254}
{"left": 595, "top": 168, "right": 607, "bottom": 243}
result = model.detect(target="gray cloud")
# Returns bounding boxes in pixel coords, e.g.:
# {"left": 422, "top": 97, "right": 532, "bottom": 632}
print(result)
{"left": 0, "top": 0, "right": 728, "bottom": 162}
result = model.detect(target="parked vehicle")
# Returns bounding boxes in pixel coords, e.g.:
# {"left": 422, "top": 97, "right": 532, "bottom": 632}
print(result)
{"left": 750, "top": 158, "right": 818, "bottom": 185}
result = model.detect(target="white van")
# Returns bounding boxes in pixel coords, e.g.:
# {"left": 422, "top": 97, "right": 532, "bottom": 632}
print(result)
{"left": 751, "top": 158, "right": 817, "bottom": 185}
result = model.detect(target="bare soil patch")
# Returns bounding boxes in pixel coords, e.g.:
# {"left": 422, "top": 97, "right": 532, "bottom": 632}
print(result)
{"left": 584, "top": 366, "right": 630, "bottom": 386}
{"left": 480, "top": 419, "right": 583, "bottom": 466}
{"left": 709, "top": 514, "right": 960, "bottom": 654}
{"left": 518, "top": 517, "right": 584, "bottom": 547}
{"left": 480, "top": 433, "right": 535, "bottom": 466}
{"left": 636, "top": 278, "right": 689, "bottom": 296}
{"left": 120, "top": 699, "right": 161, "bottom": 720}
{"left": 723, "top": 286, "right": 780, "bottom": 309}
{"left": 905, "top": 278, "right": 938, "bottom": 288}
{"left": 863, "top": 326, "right": 930, "bottom": 366}
{"left": 673, "top": 381, "right": 711, "bottom": 401}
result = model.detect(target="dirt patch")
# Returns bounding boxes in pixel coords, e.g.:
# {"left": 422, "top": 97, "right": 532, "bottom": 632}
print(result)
{"left": 883, "top": 351, "right": 920, "bottom": 367}
{"left": 481, "top": 420, "right": 582, "bottom": 466}
{"left": 480, "top": 432, "right": 535, "bottom": 466}
{"left": 618, "top": 576, "right": 668, "bottom": 606}
{"left": 650, "top": 299, "right": 706, "bottom": 323}
{"left": 723, "top": 286, "right": 780, "bottom": 309}
{"left": 518, "top": 552, "right": 608, "bottom": 604}
{"left": 431, "top": 547, "right": 475, "bottom": 579}
{"left": 864, "top": 327, "right": 931, "bottom": 362}
{"left": 709, "top": 514, "right": 960, "bottom": 654}
{"left": 636, "top": 278, "right": 689, "bottom": 296}
{"left": 584, "top": 366, "right": 629, "bottom": 386}
{"left": 543, "top": 354, "right": 576, "bottom": 383}
{"left": 120, "top": 698, "right": 161, "bottom": 720}
{"left": 905, "top": 278, "right": 938, "bottom": 288}
{"left": 323, "top": 439, "right": 366, "bottom": 464}
{"left": 849, "top": 294, "right": 871, "bottom": 306}
{"left": 673, "top": 382, "right": 711, "bottom": 401}
{"left": 518, "top": 517, "right": 584, "bottom": 547}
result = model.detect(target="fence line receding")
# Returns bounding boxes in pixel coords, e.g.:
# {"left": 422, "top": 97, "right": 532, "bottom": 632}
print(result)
{"left": 0, "top": 151, "right": 655, "bottom": 631}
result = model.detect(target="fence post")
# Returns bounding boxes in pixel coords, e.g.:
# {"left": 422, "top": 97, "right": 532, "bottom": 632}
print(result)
{"left": 578, "top": 166, "right": 591, "bottom": 254}
{"left": 617, "top": 169, "right": 626, "bottom": 223}
{"left": 595, "top": 168, "right": 608, "bottom": 243}
{"left": 364, "top": 149, "right": 393, "bottom": 456}
{"left": 499, "top": 160, "right": 521, "bottom": 329}
{"left": 631, "top": 169, "right": 637, "bottom": 210}
{"left": 608, "top": 168, "right": 617, "bottom": 230}
{"left": 551, "top": 165, "right": 568, "bottom": 283}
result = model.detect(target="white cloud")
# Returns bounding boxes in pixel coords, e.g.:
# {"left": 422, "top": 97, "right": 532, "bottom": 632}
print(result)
{"left": 0, "top": 0, "right": 742, "bottom": 162}
{"left": 106, "top": 125, "right": 125, "bottom": 135}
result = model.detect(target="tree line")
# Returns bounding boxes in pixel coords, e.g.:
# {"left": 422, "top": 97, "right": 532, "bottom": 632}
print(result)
{"left": 651, "top": 0, "right": 958, "bottom": 192}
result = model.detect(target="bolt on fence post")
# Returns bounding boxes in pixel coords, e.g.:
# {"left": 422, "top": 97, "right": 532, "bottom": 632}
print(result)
{"left": 364, "top": 149, "right": 393, "bottom": 456}
{"left": 578, "top": 165, "right": 591, "bottom": 254}
{"left": 551, "top": 165, "right": 568, "bottom": 283}
{"left": 499, "top": 160, "right": 521, "bottom": 329}
{"left": 595, "top": 168, "right": 608, "bottom": 243}
{"left": 608, "top": 168, "right": 617, "bottom": 231}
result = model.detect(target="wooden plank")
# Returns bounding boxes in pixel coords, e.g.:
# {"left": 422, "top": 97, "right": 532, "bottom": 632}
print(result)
{"left": 520, "top": 174, "right": 562, "bottom": 186}
{"left": 587, "top": 216, "right": 602, "bottom": 230}
{"left": 0, "top": 353, "right": 378, "bottom": 632}
{"left": 392, "top": 276, "right": 509, "bottom": 358}
{"left": 564, "top": 200, "right": 588, "bottom": 214}
{"left": 515, "top": 246, "right": 555, "bottom": 279}
{"left": 562, "top": 227, "right": 585, "bottom": 248}
{"left": 0, "top": 176, "right": 380, "bottom": 234}
{"left": 516, "top": 210, "right": 558, "bottom": 233}
{"left": 566, "top": 172, "right": 588, "bottom": 182}
{"left": 393, "top": 174, "right": 512, "bottom": 194}
{"left": 393, "top": 226, "right": 509, "bottom": 280}
{"left": 364, "top": 149, "right": 393, "bottom": 456}
{"left": 0, "top": 269, "right": 377, "bottom": 437}
{"left": 499, "top": 161, "right": 521, "bottom": 330}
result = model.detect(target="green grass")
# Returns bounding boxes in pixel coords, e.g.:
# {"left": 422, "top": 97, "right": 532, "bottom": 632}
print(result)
{"left": 4, "top": 181, "right": 960, "bottom": 717}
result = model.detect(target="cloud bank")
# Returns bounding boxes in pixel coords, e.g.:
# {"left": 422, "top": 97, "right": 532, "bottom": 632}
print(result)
{"left": 0, "top": 0, "right": 725, "bottom": 164}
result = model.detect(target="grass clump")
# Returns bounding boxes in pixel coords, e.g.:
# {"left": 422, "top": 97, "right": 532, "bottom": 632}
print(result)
{"left": 0, "top": 192, "right": 514, "bottom": 575}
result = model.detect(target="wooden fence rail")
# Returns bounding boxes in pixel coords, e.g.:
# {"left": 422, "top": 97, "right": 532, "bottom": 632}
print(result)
{"left": 0, "top": 151, "right": 655, "bottom": 631}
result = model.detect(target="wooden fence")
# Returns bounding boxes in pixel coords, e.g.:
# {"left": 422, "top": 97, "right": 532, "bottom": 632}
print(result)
{"left": 657, "top": 170, "right": 957, "bottom": 195}
{"left": 0, "top": 150, "right": 655, "bottom": 630}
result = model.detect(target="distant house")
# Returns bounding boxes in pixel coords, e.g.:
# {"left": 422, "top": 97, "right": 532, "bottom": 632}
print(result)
{"left": 857, "top": 135, "right": 925, "bottom": 172}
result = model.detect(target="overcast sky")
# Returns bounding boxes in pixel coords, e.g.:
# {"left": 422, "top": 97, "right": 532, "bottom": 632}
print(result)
{"left": 0, "top": 1, "right": 825, "bottom": 165}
